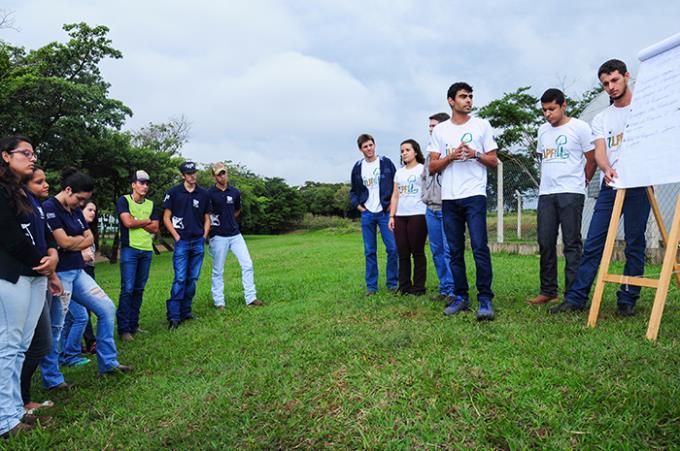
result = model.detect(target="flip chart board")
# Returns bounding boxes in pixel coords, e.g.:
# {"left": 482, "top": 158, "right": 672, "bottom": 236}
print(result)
{"left": 613, "top": 32, "right": 680, "bottom": 189}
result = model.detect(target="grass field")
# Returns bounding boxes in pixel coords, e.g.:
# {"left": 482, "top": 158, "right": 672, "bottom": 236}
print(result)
{"left": 10, "top": 230, "right": 680, "bottom": 449}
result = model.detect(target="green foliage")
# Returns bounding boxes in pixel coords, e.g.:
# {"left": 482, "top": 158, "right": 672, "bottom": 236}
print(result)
{"left": 299, "top": 181, "right": 354, "bottom": 218}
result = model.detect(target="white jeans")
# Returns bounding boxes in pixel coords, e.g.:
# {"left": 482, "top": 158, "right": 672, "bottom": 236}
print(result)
{"left": 209, "top": 234, "right": 257, "bottom": 305}
{"left": 0, "top": 276, "right": 47, "bottom": 434}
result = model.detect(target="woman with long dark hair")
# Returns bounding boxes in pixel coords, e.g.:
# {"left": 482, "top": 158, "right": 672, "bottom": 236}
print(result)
{"left": 0, "top": 137, "right": 62, "bottom": 438}
{"left": 20, "top": 167, "right": 57, "bottom": 413}
{"left": 388, "top": 139, "right": 428, "bottom": 295}
{"left": 40, "top": 168, "right": 132, "bottom": 390}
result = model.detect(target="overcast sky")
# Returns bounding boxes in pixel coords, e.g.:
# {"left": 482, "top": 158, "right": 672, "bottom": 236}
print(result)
{"left": 2, "top": 1, "right": 679, "bottom": 185}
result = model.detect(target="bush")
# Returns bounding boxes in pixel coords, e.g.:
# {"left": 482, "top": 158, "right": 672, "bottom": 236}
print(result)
{"left": 297, "top": 214, "right": 358, "bottom": 233}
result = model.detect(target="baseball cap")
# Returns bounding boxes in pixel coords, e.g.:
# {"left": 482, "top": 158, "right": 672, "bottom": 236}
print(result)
{"left": 179, "top": 161, "right": 198, "bottom": 174}
{"left": 212, "top": 162, "right": 227, "bottom": 175}
{"left": 132, "top": 170, "right": 150, "bottom": 182}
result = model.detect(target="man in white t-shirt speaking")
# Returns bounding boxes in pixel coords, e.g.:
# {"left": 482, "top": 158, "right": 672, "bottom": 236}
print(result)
{"left": 349, "top": 134, "right": 398, "bottom": 295}
{"left": 429, "top": 82, "right": 498, "bottom": 320}
{"left": 528, "top": 88, "right": 596, "bottom": 306}
{"left": 550, "top": 59, "right": 651, "bottom": 317}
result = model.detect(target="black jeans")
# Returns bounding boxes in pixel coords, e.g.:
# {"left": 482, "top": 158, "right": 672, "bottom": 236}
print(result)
{"left": 537, "top": 193, "right": 585, "bottom": 297}
{"left": 394, "top": 215, "right": 428, "bottom": 294}
{"left": 21, "top": 293, "right": 52, "bottom": 405}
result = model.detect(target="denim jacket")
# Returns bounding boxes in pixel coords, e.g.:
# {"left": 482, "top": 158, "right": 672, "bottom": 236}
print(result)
{"left": 349, "top": 156, "right": 396, "bottom": 212}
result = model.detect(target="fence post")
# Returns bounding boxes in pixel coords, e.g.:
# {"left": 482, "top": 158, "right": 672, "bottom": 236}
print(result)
{"left": 497, "top": 160, "right": 504, "bottom": 243}
{"left": 516, "top": 190, "right": 522, "bottom": 239}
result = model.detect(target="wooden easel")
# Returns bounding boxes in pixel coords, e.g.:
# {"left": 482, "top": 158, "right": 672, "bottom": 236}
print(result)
{"left": 588, "top": 186, "right": 680, "bottom": 341}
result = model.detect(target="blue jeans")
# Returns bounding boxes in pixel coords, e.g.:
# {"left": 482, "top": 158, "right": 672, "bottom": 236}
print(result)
{"left": 117, "top": 247, "right": 153, "bottom": 335}
{"left": 442, "top": 196, "right": 494, "bottom": 302}
{"left": 0, "top": 276, "right": 46, "bottom": 435}
{"left": 167, "top": 237, "right": 205, "bottom": 322}
{"left": 425, "top": 208, "right": 455, "bottom": 296}
{"left": 209, "top": 234, "right": 257, "bottom": 306}
{"left": 565, "top": 184, "right": 650, "bottom": 308}
{"left": 360, "top": 211, "right": 398, "bottom": 291}
{"left": 43, "top": 269, "right": 119, "bottom": 382}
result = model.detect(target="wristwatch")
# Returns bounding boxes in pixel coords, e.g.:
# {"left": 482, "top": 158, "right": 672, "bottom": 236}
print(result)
{"left": 474, "top": 151, "right": 482, "bottom": 160}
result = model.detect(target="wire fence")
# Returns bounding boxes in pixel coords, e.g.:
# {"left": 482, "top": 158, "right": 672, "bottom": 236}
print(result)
{"left": 489, "top": 158, "right": 680, "bottom": 262}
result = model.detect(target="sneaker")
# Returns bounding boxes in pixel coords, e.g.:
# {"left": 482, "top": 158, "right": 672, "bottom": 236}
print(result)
{"left": 477, "top": 299, "right": 495, "bottom": 321}
{"left": 48, "top": 382, "right": 75, "bottom": 391}
{"left": 616, "top": 304, "right": 636, "bottom": 317}
{"left": 443, "top": 296, "right": 470, "bottom": 316}
{"left": 133, "top": 327, "right": 148, "bottom": 334}
{"left": 63, "top": 357, "right": 90, "bottom": 367}
{"left": 119, "top": 333, "right": 134, "bottom": 342}
{"left": 181, "top": 314, "right": 196, "bottom": 321}
{"left": 102, "top": 364, "right": 133, "bottom": 375}
{"left": 549, "top": 301, "right": 586, "bottom": 315}
{"left": 168, "top": 320, "right": 180, "bottom": 330}
{"left": 215, "top": 305, "right": 226, "bottom": 311}
{"left": 247, "top": 299, "right": 265, "bottom": 307}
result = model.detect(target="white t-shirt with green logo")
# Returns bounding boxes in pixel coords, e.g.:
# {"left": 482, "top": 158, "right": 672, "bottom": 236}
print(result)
{"left": 395, "top": 164, "right": 426, "bottom": 216}
{"left": 429, "top": 117, "right": 498, "bottom": 200}
{"left": 590, "top": 104, "right": 631, "bottom": 184}
{"left": 361, "top": 158, "right": 382, "bottom": 213}
{"left": 536, "top": 118, "right": 594, "bottom": 195}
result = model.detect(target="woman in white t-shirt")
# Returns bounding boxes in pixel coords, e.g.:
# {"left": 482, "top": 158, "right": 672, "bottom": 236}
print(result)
{"left": 388, "top": 139, "right": 428, "bottom": 295}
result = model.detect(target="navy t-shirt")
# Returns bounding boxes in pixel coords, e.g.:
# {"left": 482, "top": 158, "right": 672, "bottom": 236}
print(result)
{"left": 18, "top": 190, "right": 49, "bottom": 276}
{"left": 207, "top": 185, "right": 241, "bottom": 238}
{"left": 115, "top": 195, "right": 160, "bottom": 248}
{"left": 44, "top": 197, "right": 88, "bottom": 272}
{"left": 162, "top": 184, "right": 211, "bottom": 240}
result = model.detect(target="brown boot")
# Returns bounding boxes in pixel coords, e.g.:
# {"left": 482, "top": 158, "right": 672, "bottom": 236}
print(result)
{"left": 527, "top": 294, "right": 559, "bottom": 305}
{"left": 1, "top": 421, "right": 34, "bottom": 439}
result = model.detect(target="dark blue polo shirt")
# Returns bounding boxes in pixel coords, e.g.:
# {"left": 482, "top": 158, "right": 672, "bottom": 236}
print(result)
{"left": 162, "top": 183, "right": 211, "bottom": 240}
{"left": 18, "top": 190, "right": 49, "bottom": 277}
{"left": 44, "top": 197, "right": 88, "bottom": 272}
{"left": 207, "top": 185, "right": 241, "bottom": 238}
{"left": 115, "top": 195, "right": 160, "bottom": 248}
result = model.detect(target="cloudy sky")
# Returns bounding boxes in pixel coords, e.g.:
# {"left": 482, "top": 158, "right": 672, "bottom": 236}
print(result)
{"left": 2, "top": 1, "right": 679, "bottom": 185}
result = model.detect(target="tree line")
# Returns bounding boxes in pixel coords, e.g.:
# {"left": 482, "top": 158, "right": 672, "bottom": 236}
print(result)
{"left": 1, "top": 21, "right": 602, "bottom": 233}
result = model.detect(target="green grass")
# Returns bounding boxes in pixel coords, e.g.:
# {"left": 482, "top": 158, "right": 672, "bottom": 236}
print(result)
{"left": 10, "top": 230, "right": 680, "bottom": 449}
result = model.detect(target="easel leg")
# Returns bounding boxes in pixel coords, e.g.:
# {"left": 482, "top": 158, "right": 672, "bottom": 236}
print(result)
{"left": 646, "top": 194, "right": 680, "bottom": 341}
{"left": 588, "top": 189, "right": 626, "bottom": 328}
{"left": 646, "top": 186, "right": 680, "bottom": 287}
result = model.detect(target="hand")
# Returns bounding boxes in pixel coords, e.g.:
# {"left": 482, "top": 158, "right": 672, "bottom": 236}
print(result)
{"left": 172, "top": 233, "right": 181, "bottom": 242}
{"left": 388, "top": 216, "right": 395, "bottom": 231}
{"left": 48, "top": 273, "right": 63, "bottom": 296}
{"left": 604, "top": 167, "right": 618, "bottom": 185}
{"left": 357, "top": 205, "right": 366, "bottom": 213}
{"left": 447, "top": 144, "right": 465, "bottom": 161}
{"left": 461, "top": 144, "right": 477, "bottom": 161}
{"left": 32, "top": 254, "right": 58, "bottom": 276}
{"left": 81, "top": 248, "right": 95, "bottom": 263}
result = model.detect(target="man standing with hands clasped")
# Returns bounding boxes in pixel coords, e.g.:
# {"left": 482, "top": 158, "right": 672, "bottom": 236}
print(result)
{"left": 527, "top": 88, "right": 596, "bottom": 306}
{"left": 163, "top": 161, "right": 211, "bottom": 329}
{"left": 207, "top": 162, "right": 264, "bottom": 310}
{"left": 429, "top": 82, "right": 498, "bottom": 321}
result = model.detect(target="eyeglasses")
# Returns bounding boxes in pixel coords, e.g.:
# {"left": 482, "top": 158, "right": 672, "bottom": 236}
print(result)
{"left": 10, "top": 149, "right": 38, "bottom": 160}
{"left": 215, "top": 171, "right": 227, "bottom": 176}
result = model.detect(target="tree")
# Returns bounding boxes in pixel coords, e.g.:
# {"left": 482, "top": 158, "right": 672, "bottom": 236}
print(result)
{"left": 130, "top": 115, "right": 191, "bottom": 155}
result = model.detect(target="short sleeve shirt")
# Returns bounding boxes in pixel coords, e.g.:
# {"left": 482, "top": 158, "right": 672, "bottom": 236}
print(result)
{"left": 536, "top": 118, "right": 594, "bottom": 195}
{"left": 590, "top": 104, "right": 630, "bottom": 184}
{"left": 43, "top": 197, "right": 88, "bottom": 272}
{"left": 116, "top": 195, "right": 160, "bottom": 250}
{"left": 162, "top": 184, "right": 211, "bottom": 240}
{"left": 429, "top": 117, "right": 498, "bottom": 200}
{"left": 395, "top": 164, "right": 427, "bottom": 216}
{"left": 208, "top": 185, "right": 242, "bottom": 238}
{"left": 361, "top": 158, "right": 382, "bottom": 213}
{"left": 18, "top": 190, "right": 49, "bottom": 276}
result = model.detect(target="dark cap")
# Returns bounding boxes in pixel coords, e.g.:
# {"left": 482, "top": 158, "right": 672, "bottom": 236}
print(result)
{"left": 132, "top": 170, "right": 150, "bottom": 182}
{"left": 179, "top": 161, "right": 198, "bottom": 174}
